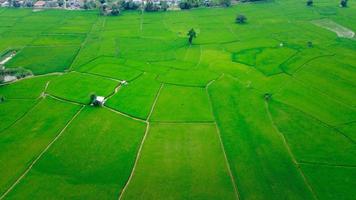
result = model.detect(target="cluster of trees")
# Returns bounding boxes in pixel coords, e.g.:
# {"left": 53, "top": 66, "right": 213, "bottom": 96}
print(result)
{"left": 120, "top": 0, "right": 140, "bottom": 10}
{"left": 6, "top": 0, "right": 35, "bottom": 8}
{"left": 0, "top": 67, "right": 32, "bottom": 84}
{"left": 144, "top": 1, "right": 169, "bottom": 12}
{"left": 179, "top": 0, "right": 231, "bottom": 10}
{"left": 99, "top": 0, "right": 121, "bottom": 16}
{"left": 83, "top": 0, "right": 97, "bottom": 9}
{"left": 306, "top": 0, "right": 348, "bottom": 7}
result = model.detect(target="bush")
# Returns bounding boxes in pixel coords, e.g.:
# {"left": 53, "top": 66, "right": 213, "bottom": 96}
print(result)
{"left": 111, "top": 4, "right": 120, "bottom": 15}
{"left": 340, "top": 0, "right": 347, "bottom": 7}
{"left": 160, "top": 0, "right": 168, "bottom": 11}
{"left": 236, "top": 14, "right": 247, "bottom": 24}
{"left": 120, "top": 0, "right": 140, "bottom": 10}
{"left": 145, "top": 1, "right": 159, "bottom": 12}
{"left": 306, "top": 0, "right": 313, "bottom": 6}
{"left": 220, "top": 0, "right": 231, "bottom": 7}
{"left": 179, "top": 1, "right": 192, "bottom": 9}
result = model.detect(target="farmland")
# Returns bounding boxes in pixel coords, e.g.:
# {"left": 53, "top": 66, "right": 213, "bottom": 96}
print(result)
{"left": 0, "top": 0, "right": 355, "bottom": 199}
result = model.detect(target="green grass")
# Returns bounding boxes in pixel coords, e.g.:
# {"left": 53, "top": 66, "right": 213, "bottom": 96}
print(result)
{"left": 0, "top": 0, "right": 355, "bottom": 199}
{"left": 157, "top": 68, "right": 219, "bottom": 87}
{"left": 31, "top": 34, "right": 85, "bottom": 46}
{"left": 275, "top": 79, "right": 355, "bottom": 125}
{"left": 5, "top": 46, "right": 80, "bottom": 75}
{"left": 106, "top": 73, "right": 161, "bottom": 119}
{"left": 338, "top": 122, "right": 356, "bottom": 142}
{"left": 77, "top": 57, "right": 142, "bottom": 81}
{"left": 47, "top": 72, "right": 118, "bottom": 104}
{"left": 301, "top": 164, "right": 356, "bottom": 200}
{"left": 150, "top": 85, "right": 214, "bottom": 122}
{"left": 0, "top": 75, "right": 56, "bottom": 99}
{"left": 121, "top": 123, "right": 237, "bottom": 200}
{"left": 208, "top": 76, "right": 315, "bottom": 199}
{"left": 0, "top": 97, "right": 80, "bottom": 195}
{"left": 0, "top": 99, "right": 38, "bottom": 132}
{"left": 269, "top": 99, "right": 356, "bottom": 166}
{"left": 6, "top": 107, "right": 146, "bottom": 199}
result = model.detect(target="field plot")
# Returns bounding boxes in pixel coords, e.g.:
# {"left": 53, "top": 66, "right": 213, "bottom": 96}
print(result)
{"left": 0, "top": 99, "right": 37, "bottom": 132}
{"left": 0, "top": 97, "right": 80, "bottom": 195}
{"left": 208, "top": 76, "right": 315, "bottom": 200}
{"left": 121, "top": 123, "right": 237, "bottom": 200}
{"left": 0, "top": 75, "right": 55, "bottom": 99}
{"left": 47, "top": 72, "right": 118, "bottom": 104}
{"left": 77, "top": 57, "right": 142, "bottom": 81}
{"left": 269, "top": 100, "right": 356, "bottom": 166}
{"left": 31, "top": 34, "right": 86, "bottom": 46}
{"left": 301, "top": 164, "right": 356, "bottom": 200}
{"left": 106, "top": 73, "right": 161, "bottom": 119}
{"left": 0, "top": 0, "right": 355, "bottom": 199}
{"left": 313, "top": 19, "right": 355, "bottom": 39}
{"left": 274, "top": 79, "right": 355, "bottom": 125}
{"left": 6, "top": 107, "right": 146, "bottom": 200}
{"left": 293, "top": 56, "right": 356, "bottom": 107}
{"left": 5, "top": 46, "right": 80, "bottom": 75}
{"left": 150, "top": 85, "right": 214, "bottom": 122}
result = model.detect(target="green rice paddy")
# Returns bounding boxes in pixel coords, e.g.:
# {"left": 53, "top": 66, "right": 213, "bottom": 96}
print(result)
{"left": 0, "top": 0, "right": 355, "bottom": 199}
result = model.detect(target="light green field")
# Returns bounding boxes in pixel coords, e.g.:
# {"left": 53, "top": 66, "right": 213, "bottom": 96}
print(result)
{"left": 5, "top": 107, "right": 146, "bottom": 200}
{"left": 0, "top": 97, "right": 80, "bottom": 195}
{"left": 47, "top": 72, "right": 118, "bottom": 104}
{"left": 106, "top": 73, "right": 161, "bottom": 119}
{"left": 121, "top": 123, "right": 237, "bottom": 200}
{"left": 0, "top": 0, "right": 355, "bottom": 199}
{"left": 150, "top": 85, "right": 214, "bottom": 122}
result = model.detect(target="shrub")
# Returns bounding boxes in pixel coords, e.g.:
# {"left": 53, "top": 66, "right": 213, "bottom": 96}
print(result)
{"left": 340, "top": 0, "right": 347, "bottom": 7}
{"left": 111, "top": 4, "right": 120, "bottom": 15}
{"left": 120, "top": 0, "right": 140, "bottom": 10}
{"left": 160, "top": 0, "right": 168, "bottom": 11}
{"left": 236, "top": 14, "right": 247, "bottom": 24}
{"left": 306, "top": 0, "right": 313, "bottom": 6}
{"left": 220, "top": 0, "right": 231, "bottom": 7}
{"left": 179, "top": 1, "right": 192, "bottom": 9}
{"left": 145, "top": 1, "right": 159, "bottom": 12}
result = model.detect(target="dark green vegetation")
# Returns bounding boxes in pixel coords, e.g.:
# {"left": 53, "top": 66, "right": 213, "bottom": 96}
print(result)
{"left": 0, "top": 0, "right": 355, "bottom": 199}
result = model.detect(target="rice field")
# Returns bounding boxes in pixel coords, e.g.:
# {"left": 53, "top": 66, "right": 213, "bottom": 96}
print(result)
{"left": 0, "top": 0, "right": 355, "bottom": 199}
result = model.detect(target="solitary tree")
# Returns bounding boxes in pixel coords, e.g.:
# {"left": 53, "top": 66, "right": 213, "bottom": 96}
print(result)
{"left": 187, "top": 28, "right": 196, "bottom": 45}
{"left": 236, "top": 15, "right": 247, "bottom": 24}
{"left": 306, "top": 0, "right": 313, "bottom": 6}
{"left": 340, "top": 0, "right": 347, "bottom": 7}
{"left": 0, "top": 96, "right": 5, "bottom": 103}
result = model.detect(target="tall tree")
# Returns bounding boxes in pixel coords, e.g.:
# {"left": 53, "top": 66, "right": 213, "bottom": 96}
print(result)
{"left": 187, "top": 28, "right": 197, "bottom": 45}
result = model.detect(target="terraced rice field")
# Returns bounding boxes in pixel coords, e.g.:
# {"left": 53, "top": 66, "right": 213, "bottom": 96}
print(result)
{"left": 0, "top": 0, "right": 355, "bottom": 199}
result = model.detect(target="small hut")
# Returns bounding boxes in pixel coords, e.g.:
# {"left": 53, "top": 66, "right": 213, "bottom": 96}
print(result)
{"left": 91, "top": 95, "right": 105, "bottom": 106}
